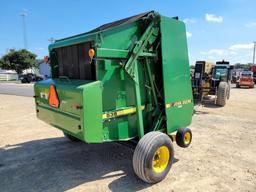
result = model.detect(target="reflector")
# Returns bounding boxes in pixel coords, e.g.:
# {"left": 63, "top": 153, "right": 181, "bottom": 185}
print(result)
{"left": 48, "top": 85, "right": 59, "bottom": 108}
{"left": 88, "top": 48, "right": 95, "bottom": 59}
{"left": 44, "top": 56, "right": 49, "bottom": 63}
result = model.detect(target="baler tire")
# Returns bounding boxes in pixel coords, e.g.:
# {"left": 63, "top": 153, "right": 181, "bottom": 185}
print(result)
{"left": 216, "top": 82, "right": 228, "bottom": 106}
{"left": 63, "top": 132, "right": 81, "bottom": 142}
{"left": 176, "top": 128, "right": 192, "bottom": 148}
{"left": 133, "top": 131, "right": 174, "bottom": 183}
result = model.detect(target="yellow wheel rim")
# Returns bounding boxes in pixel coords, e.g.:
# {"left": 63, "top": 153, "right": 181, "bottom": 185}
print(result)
{"left": 184, "top": 132, "right": 191, "bottom": 145}
{"left": 152, "top": 146, "right": 170, "bottom": 173}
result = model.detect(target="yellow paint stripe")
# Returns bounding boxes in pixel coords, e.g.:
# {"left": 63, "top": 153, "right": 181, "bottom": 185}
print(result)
{"left": 102, "top": 106, "right": 145, "bottom": 120}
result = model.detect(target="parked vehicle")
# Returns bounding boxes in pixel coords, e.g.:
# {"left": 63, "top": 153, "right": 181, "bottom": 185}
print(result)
{"left": 20, "top": 73, "right": 44, "bottom": 83}
{"left": 236, "top": 71, "right": 254, "bottom": 88}
{"left": 231, "top": 69, "right": 243, "bottom": 84}
{"left": 250, "top": 65, "right": 256, "bottom": 83}
{"left": 192, "top": 60, "right": 233, "bottom": 106}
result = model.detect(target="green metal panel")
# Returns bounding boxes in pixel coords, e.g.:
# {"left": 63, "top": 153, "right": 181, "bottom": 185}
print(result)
{"left": 160, "top": 16, "right": 193, "bottom": 133}
{"left": 99, "top": 21, "right": 142, "bottom": 50}
{"left": 79, "top": 81, "right": 103, "bottom": 143}
{"left": 35, "top": 79, "right": 90, "bottom": 116}
{"left": 34, "top": 79, "right": 88, "bottom": 140}
{"left": 37, "top": 105, "right": 82, "bottom": 138}
{"left": 35, "top": 79, "right": 104, "bottom": 143}
{"left": 96, "top": 48, "right": 129, "bottom": 58}
{"left": 97, "top": 58, "right": 148, "bottom": 141}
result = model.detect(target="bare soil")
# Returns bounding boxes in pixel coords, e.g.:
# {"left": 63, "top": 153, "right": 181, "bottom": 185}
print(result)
{"left": 0, "top": 86, "right": 255, "bottom": 192}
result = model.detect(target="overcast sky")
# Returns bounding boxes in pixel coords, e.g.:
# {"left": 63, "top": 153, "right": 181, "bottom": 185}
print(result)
{"left": 0, "top": 0, "right": 255, "bottom": 65}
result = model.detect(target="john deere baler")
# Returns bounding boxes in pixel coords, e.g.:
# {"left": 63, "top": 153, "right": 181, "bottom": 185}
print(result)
{"left": 34, "top": 11, "right": 193, "bottom": 183}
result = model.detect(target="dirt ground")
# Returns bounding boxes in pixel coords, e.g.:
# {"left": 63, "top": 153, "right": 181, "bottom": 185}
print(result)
{"left": 0, "top": 86, "right": 255, "bottom": 192}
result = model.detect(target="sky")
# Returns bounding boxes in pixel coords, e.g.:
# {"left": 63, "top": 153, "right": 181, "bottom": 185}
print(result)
{"left": 0, "top": 0, "right": 255, "bottom": 65}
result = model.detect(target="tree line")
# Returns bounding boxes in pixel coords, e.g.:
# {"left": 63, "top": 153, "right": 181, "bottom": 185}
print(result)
{"left": 0, "top": 49, "right": 37, "bottom": 74}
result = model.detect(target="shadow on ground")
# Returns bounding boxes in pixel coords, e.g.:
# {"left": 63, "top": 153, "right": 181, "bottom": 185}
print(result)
{"left": 194, "top": 100, "right": 221, "bottom": 113}
{"left": 0, "top": 137, "right": 178, "bottom": 192}
{"left": 201, "top": 102, "right": 222, "bottom": 109}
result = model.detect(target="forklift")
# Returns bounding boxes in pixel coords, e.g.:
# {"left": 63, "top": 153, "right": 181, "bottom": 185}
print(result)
{"left": 192, "top": 60, "right": 233, "bottom": 106}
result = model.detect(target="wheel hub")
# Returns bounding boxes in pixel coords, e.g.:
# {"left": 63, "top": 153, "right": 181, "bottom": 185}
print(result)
{"left": 152, "top": 146, "right": 170, "bottom": 173}
{"left": 184, "top": 132, "right": 191, "bottom": 145}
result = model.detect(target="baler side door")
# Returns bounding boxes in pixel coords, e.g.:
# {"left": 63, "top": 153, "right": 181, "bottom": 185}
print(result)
{"left": 160, "top": 16, "right": 194, "bottom": 133}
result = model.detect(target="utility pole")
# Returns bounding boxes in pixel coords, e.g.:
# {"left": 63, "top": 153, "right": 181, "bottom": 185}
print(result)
{"left": 20, "top": 10, "right": 28, "bottom": 49}
{"left": 253, "top": 41, "right": 256, "bottom": 65}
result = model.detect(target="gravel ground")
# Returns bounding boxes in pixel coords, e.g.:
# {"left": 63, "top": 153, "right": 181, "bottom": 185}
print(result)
{"left": 0, "top": 86, "right": 255, "bottom": 192}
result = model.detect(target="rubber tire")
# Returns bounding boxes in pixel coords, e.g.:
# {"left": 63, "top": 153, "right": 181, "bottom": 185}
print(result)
{"left": 21, "top": 78, "right": 27, "bottom": 83}
{"left": 236, "top": 82, "right": 240, "bottom": 88}
{"left": 176, "top": 128, "right": 192, "bottom": 148}
{"left": 216, "top": 82, "right": 228, "bottom": 106}
{"left": 133, "top": 131, "right": 174, "bottom": 184}
{"left": 63, "top": 132, "right": 81, "bottom": 142}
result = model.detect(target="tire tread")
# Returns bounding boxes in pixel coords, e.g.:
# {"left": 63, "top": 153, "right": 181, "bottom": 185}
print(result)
{"left": 216, "top": 82, "right": 228, "bottom": 106}
{"left": 133, "top": 132, "right": 173, "bottom": 183}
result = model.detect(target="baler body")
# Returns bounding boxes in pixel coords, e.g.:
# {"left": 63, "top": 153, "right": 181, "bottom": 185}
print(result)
{"left": 34, "top": 11, "right": 193, "bottom": 143}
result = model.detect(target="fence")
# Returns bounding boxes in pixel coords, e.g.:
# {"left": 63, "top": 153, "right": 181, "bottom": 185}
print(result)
{"left": 0, "top": 73, "right": 18, "bottom": 81}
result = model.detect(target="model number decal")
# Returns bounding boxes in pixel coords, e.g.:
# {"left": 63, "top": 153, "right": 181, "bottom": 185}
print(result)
{"left": 102, "top": 106, "right": 145, "bottom": 120}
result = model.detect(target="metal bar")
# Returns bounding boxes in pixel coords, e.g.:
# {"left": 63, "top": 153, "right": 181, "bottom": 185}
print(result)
{"left": 139, "top": 52, "right": 157, "bottom": 57}
{"left": 102, "top": 66, "right": 119, "bottom": 82}
{"left": 153, "top": 79, "right": 163, "bottom": 99}
{"left": 97, "top": 48, "right": 156, "bottom": 59}
{"left": 124, "top": 21, "right": 157, "bottom": 80}
{"left": 49, "top": 34, "right": 96, "bottom": 51}
{"left": 153, "top": 111, "right": 164, "bottom": 131}
{"left": 145, "top": 58, "right": 158, "bottom": 107}
{"left": 102, "top": 68, "right": 116, "bottom": 82}
{"left": 134, "top": 61, "right": 144, "bottom": 138}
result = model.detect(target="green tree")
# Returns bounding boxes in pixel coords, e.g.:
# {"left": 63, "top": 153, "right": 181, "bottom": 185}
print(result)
{"left": 0, "top": 49, "right": 37, "bottom": 74}
{"left": 234, "top": 63, "right": 253, "bottom": 70}
{"left": 234, "top": 63, "right": 243, "bottom": 69}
